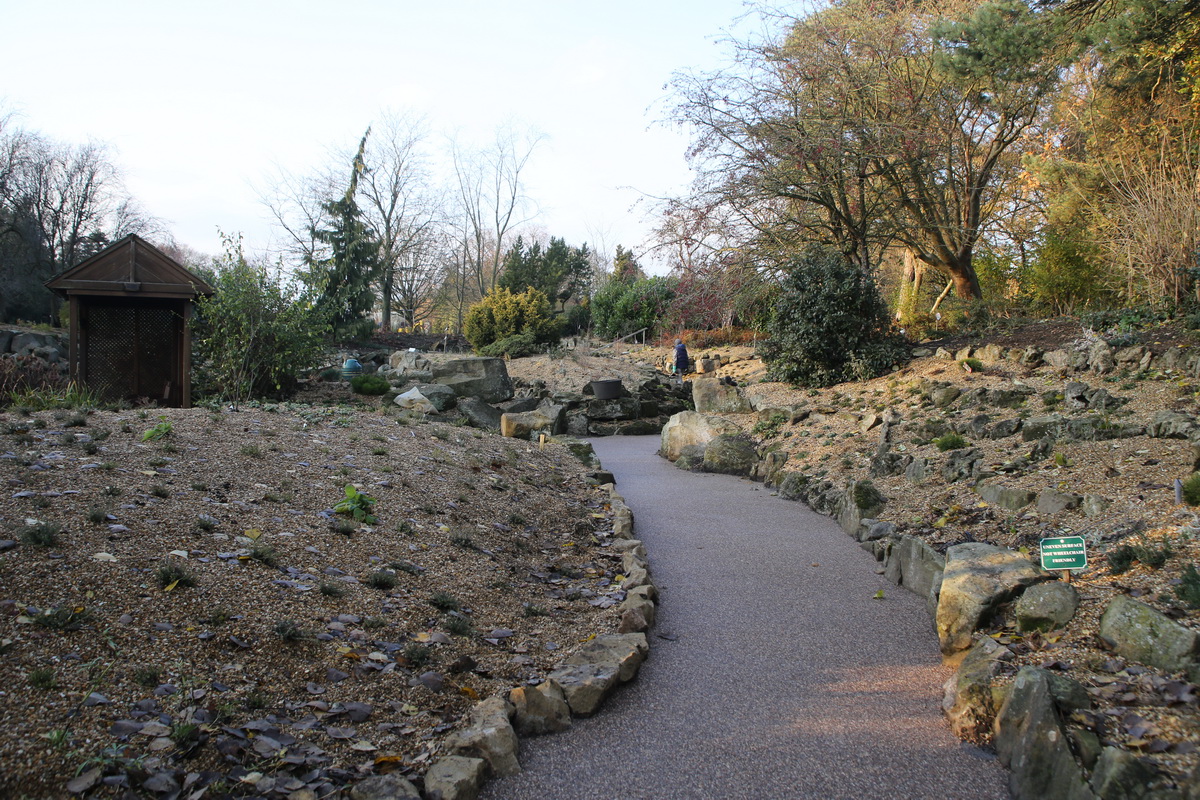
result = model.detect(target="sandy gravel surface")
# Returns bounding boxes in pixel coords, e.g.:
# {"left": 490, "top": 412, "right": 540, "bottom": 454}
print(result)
{"left": 485, "top": 436, "right": 1006, "bottom": 800}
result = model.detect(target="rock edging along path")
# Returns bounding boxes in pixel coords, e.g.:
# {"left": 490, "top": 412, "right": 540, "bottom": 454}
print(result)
{"left": 483, "top": 435, "right": 1006, "bottom": 800}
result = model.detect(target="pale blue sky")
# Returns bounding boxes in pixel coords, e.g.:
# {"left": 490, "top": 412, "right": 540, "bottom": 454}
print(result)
{"left": 2, "top": 1, "right": 766, "bottom": 266}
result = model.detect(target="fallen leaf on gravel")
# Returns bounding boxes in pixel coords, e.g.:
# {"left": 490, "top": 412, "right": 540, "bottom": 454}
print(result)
{"left": 325, "top": 726, "right": 356, "bottom": 739}
{"left": 350, "top": 740, "right": 377, "bottom": 751}
{"left": 92, "top": 552, "right": 117, "bottom": 562}
{"left": 873, "top": 590, "right": 885, "bottom": 600}
{"left": 66, "top": 767, "right": 101, "bottom": 794}
{"left": 83, "top": 692, "right": 110, "bottom": 706}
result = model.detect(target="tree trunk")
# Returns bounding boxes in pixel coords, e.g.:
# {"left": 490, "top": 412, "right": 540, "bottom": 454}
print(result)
{"left": 895, "top": 248, "right": 926, "bottom": 323}
{"left": 950, "top": 268, "right": 982, "bottom": 300}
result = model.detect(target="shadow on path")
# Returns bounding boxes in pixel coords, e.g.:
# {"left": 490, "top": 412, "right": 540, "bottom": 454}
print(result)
{"left": 484, "top": 436, "right": 1006, "bottom": 800}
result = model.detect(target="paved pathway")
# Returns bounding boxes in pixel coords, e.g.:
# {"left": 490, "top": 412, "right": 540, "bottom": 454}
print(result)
{"left": 484, "top": 435, "right": 1007, "bottom": 800}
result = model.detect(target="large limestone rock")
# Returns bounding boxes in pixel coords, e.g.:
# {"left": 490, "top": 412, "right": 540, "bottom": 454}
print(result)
{"left": 423, "top": 755, "right": 486, "bottom": 800}
{"left": 1098, "top": 595, "right": 1200, "bottom": 674}
{"left": 1015, "top": 581, "right": 1079, "bottom": 633}
{"left": 389, "top": 350, "right": 432, "bottom": 373}
{"left": 561, "top": 633, "right": 649, "bottom": 683}
{"left": 977, "top": 481, "right": 1037, "bottom": 510}
{"left": 691, "top": 377, "right": 752, "bottom": 414}
{"left": 994, "top": 667, "right": 1097, "bottom": 800}
{"left": 660, "top": 411, "right": 741, "bottom": 461}
{"left": 444, "top": 696, "right": 520, "bottom": 777}
{"left": 884, "top": 535, "right": 945, "bottom": 617}
{"left": 836, "top": 480, "right": 886, "bottom": 536}
{"left": 585, "top": 396, "right": 641, "bottom": 421}
{"left": 509, "top": 682, "right": 571, "bottom": 736}
{"left": 702, "top": 434, "right": 759, "bottom": 476}
{"left": 411, "top": 383, "right": 458, "bottom": 412}
{"left": 943, "top": 637, "right": 1012, "bottom": 740}
{"left": 349, "top": 773, "right": 422, "bottom": 800}
{"left": 432, "top": 358, "right": 514, "bottom": 403}
{"left": 456, "top": 397, "right": 502, "bottom": 431}
{"left": 546, "top": 662, "right": 621, "bottom": 716}
{"left": 500, "top": 410, "right": 554, "bottom": 439}
{"left": 936, "top": 543, "right": 1046, "bottom": 657}
{"left": 394, "top": 387, "right": 437, "bottom": 414}
{"left": 1090, "top": 747, "right": 1156, "bottom": 800}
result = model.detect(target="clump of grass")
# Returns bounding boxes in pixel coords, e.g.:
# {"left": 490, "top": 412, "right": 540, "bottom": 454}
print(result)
{"left": 933, "top": 432, "right": 968, "bottom": 452}
{"left": 102, "top": 486, "right": 122, "bottom": 497}
{"left": 21, "top": 522, "right": 62, "bottom": 547}
{"left": 523, "top": 603, "right": 549, "bottom": 618}
{"left": 239, "top": 444, "right": 262, "bottom": 458}
{"left": 429, "top": 592, "right": 460, "bottom": 611}
{"left": 32, "top": 605, "right": 93, "bottom": 630}
{"left": 319, "top": 581, "right": 347, "bottom": 597}
{"left": 81, "top": 441, "right": 99, "bottom": 455}
{"left": 390, "top": 560, "right": 422, "bottom": 576}
{"left": 1132, "top": 542, "right": 1172, "bottom": 569}
{"left": 273, "top": 620, "right": 309, "bottom": 643}
{"left": 403, "top": 644, "right": 432, "bottom": 668}
{"left": 190, "top": 482, "right": 208, "bottom": 492}
{"left": 444, "top": 615, "right": 473, "bottom": 636}
{"left": 196, "top": 515, "right": 218, "bottom": 532}
{"left": 156, "top": 561, "right": 197, "bottom": 589}
{"left": 1177, "top": 564, "right": 1200, "bottom": 609}
{"left": 86, "top": 507, "right": 108, "bottom": 524}
{"left": 450, "top": 532, "right": 476, "bottom": 550}
{"left": 150, "top": 484, "right": 171, "bottom": 499}
{"left": 331, "top": 519, "right": 357, "bottom": 536}
{"left": 248, "top": 542, "right": 279, "bottom": 568}
{"left": 372, "top": 447, "right": 388, "bottom": 456}
{"left": 364, "top": 615, "right": 388, "bottom": 629}
{"left": 959, "top": 357, "right": 983, "bottom": 372}
{"left": 367, "top": 571, "right": 398, "bottom": 590}
{"left": 508, "top": 513, "right": 525, "bottom": 526}
{"left": 1107, "top": 545, "right": 1136, "bottom": 574}
{"left": 28, "top": 668, "right": 57, "bottom": 690}
{"left": 170, "top": 722, "right": 200, "bottom": 745}
{"left": 200, "top": 608, "right": 235, "bottom": 626}
{"left": 1181, "top": 473, "right": 1200, "bottom": 506}
{"left": 132, "top": 667, "right": 162, "bottom": 687}
{"left": 64, "top": 413, "right": 88, "bottom": 428}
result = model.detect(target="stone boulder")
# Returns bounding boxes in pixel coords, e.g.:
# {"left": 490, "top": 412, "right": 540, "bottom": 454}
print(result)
{"left": 389, "top": 350, "right": 432, "bottom": 373}
{"left": 456, "top": 397, "right": 502, "bottom": 432}
{"left": 444, "top": 696, "right": 520, "bottom": 777}
{"left": 1098, "top": 595, "right": 1200, "bottom": 674}
{"left": 994, "top": 667, "right": 1096, "bottom": 800}
{"left": 1090, "top": 747, "right": 1156, "bottom": 800}
{"left": 411, "top": 383, "right": 458, "bottom": 412}
{"left": 1015, "top": 582, "right": 1078, "bottom": 633}
{"left": 1149, "top": 410, "right": 1198, "bottom": 440}
{"left": 500, "top": 410, "right": 554, "bottom": 439}
{"left": 702, "top": 434, "right": 759, "bottom": 476}
{"left": 836, "top": 480, "right": 886, "bottom": 536}
{"left": 394, "top": 387, "right": 438, "bottom": 414}
{"left": 941, "top": 447, "right": 983, "bottom": 483}
{"left": 691, "top": 377, "right": 752, "bottom": 414}
{"left": 936, "top": 543, "right": 1046, "bottom": 657}
{"left": 424, "top": 755, "right": 486, "bottom": 800}
{"left": 509, "top": 682, "right": 571, "bottom": 736}
{"left": 349, "top": 773, "right": 422, "bottom": 800}
{"left": 660, "top": 411, "right": 741, "bottom": 461}
{"left": 943, "top": 637, "right": 1012, "bottom": 740}
{"left": 1037, "top": 489, "right": 1082, "bottom": 515}
{"left": 561, "top": 633, "right": 649, "bottom": 683}
{"left": 586, "top": 396, "right": 641, "bottom": 421}
{"left": 977, "top": 481, "right": 1037, "bottom": 511}
{"left": 432, "top": 358, "right": 514, "bottom": 403}
{"left": 546, "top": 662, "right": 621, "bottom": 717}
{"left": 884, "top": 535, "right": 945, "bottom": 617}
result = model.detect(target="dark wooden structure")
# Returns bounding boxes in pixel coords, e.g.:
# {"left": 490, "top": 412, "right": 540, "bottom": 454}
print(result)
{"left": 46, "top": 235, "right": 213, "bottom": 408}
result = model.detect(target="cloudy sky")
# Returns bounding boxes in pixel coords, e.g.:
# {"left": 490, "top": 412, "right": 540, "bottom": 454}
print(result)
{"left": 2, "top": 1, "right": 765, "bottom": 267}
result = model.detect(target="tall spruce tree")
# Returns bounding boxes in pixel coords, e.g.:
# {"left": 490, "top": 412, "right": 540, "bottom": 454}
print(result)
{"left": 303, "top": 129, "right": 381, "bottom": 340}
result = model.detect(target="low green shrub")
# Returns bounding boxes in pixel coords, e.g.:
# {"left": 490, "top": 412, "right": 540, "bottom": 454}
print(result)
{"left": 933, "top": 433, "right": 968, "bottom": 451}
{"left": 478, "top": 333, "right": 540, "bottom": 359}
{"left": 350, "top": 374, "right": 390, "bottom": 395}
{"left": 1181, "top": 473, "right": 1200, "bottom": 506}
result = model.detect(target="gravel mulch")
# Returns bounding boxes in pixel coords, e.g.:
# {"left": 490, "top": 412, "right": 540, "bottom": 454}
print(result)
{"left": 0, "top": 398, "right": 625, "bottom": 798}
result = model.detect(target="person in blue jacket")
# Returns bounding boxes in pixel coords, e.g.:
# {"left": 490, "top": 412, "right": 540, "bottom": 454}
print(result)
{"left": 673, "top": 338, "right": 689, "bottom": 384}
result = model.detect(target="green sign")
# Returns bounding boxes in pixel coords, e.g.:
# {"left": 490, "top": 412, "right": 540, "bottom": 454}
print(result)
{"left": 1041, "top": 536, "right": 1087, "bottom": 571}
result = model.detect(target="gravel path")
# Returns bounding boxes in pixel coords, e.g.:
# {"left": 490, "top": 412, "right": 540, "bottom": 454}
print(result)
{"left": 484, "top": 435, "right": 1008, "bottom": 800}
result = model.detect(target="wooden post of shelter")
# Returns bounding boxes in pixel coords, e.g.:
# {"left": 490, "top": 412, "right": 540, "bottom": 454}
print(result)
{"left": 45, "top": 234, "right": 214, "bottom": 408}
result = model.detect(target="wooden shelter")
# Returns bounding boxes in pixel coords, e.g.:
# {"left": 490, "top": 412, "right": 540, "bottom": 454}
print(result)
{"left": 46, "top": 235, "right": 213, "bottom": 408}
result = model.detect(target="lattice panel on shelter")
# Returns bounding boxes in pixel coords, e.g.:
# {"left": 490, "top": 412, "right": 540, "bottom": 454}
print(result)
{"left": 137, "top": 308, "right": 177, "bottom": 401}
{"left": 85, "top": 305, "right": 137, "bottom": 401}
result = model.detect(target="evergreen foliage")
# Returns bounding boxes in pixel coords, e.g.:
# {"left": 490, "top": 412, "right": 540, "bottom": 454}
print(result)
{"left": 463, "top": 287, "right": 560, "bottom": 351}
{"left": 300, "top": 130, "right": 381, "bottom": 341}
{"left": 759, "top": 247, "right": 907, "bottom": 387}
{"left": 590, "top": 276, "right": 676, "bottom": 339}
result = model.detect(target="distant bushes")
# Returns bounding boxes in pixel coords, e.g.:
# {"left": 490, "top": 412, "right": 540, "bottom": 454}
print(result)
{"left": 591, "top": 277, "right": 675, "bottom": 340}
{"left": 463, "top": 287, "right": 560, "bottom": 352}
